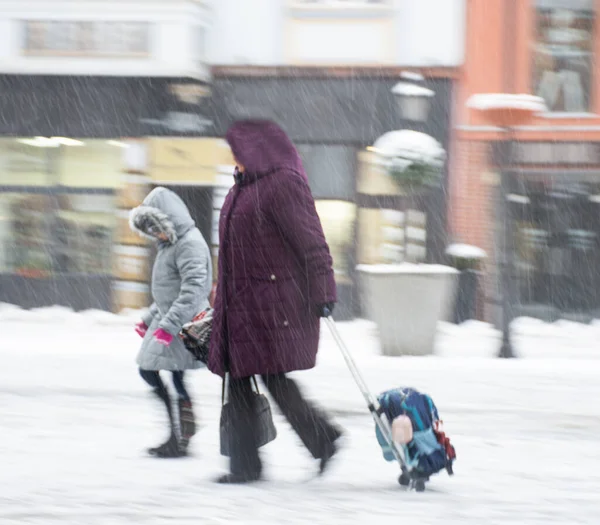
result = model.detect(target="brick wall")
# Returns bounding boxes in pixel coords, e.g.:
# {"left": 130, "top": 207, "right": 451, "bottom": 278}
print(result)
{"left": 449, "top": 138, "right": 501, "bottom": 323}
{"left": 450, "top": 139, "right": 490, "bottom": 247}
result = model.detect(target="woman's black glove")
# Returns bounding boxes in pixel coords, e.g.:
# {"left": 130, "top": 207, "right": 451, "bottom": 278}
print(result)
{"left": 318, "top": 303, "right": 335, "bottom": 318}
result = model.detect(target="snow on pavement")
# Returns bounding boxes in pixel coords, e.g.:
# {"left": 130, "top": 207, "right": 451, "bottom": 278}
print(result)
{"left": 1, "top": 306, "right": 599, "bottom": 524}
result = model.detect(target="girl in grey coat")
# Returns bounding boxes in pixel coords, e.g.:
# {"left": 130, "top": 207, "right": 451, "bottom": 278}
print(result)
{"left": 129, "top": 187, "right": 212, "bottom": 458}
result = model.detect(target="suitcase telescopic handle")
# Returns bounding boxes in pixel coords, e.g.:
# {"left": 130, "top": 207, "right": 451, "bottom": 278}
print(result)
{"left": 323, "top": 315, "right": 409, "bottom": 469}
{"left": 323, "top": 315, "right": 380, "bottom": 412}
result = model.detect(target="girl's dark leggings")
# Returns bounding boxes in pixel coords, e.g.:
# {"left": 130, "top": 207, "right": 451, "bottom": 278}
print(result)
{"left": 139, "top": 369, "right": 191, "bottom": 402}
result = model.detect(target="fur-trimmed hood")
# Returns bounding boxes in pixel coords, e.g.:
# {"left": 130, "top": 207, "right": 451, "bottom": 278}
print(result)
{"left": 129, "top": 187, "right": 195, "bottom": 244}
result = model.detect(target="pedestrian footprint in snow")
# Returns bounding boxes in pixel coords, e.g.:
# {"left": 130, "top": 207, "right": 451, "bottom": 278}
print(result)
{"left": 207, "top": 119, "right": 343, "bottom": 484}
{"left": 129, "top": 187, "right": 212, "bottom": 458}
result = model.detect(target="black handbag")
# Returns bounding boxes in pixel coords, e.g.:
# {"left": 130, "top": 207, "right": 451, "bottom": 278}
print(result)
{"left": 219, "top": 374, "right": 277, "bottom": 457}
{"left": 217, "top": 190, "right": 276, "bottom": 457}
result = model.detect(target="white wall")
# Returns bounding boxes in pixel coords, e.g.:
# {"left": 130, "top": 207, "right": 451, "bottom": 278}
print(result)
{"left": 208, "top": 0, "right": 464, "bottom": 67}
{"left": 288, "top": 19, "right": 393, "bottom": 65}
{"left": 206, "top": 0, "right": 284, "bottom": 65}
{"left": 0, "top": 0, "right": 465, "bottom": 74}
{"left": 394, "top": 0, "right": 465, "bottom": 67}
{"left": 0, "top": 0, "right": 212, "bottom": 78}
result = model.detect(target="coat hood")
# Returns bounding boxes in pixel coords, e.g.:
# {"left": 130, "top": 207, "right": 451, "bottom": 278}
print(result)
{"left": 225, "top": 119, "right": 303, "bottom": 175}
{"left": 129, "top": 187, "right": 195, "bottom": 244}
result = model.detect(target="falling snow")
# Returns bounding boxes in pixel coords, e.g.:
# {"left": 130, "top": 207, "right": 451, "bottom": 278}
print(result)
{"left": 1, "top": 1, "right": 599, "bottom": 524}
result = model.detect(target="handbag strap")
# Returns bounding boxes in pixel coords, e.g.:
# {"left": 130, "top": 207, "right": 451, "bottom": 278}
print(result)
{"left": 221, "top": 373, "right": 261, "bottom": 406}
{"left": 221, "top": 373, "right": 228, "bottom": 405}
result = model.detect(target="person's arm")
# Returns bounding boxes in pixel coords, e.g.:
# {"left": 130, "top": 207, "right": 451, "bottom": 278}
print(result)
{"left": 158, "top": 237, "right": 208, "bottom": 336}
{"left": 269, "top": 170, "right": 336, "bottom": 307}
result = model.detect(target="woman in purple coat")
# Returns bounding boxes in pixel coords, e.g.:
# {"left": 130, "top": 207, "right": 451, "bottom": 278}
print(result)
{"left": 208, "top": 119, "right": 343, "bottom": 484}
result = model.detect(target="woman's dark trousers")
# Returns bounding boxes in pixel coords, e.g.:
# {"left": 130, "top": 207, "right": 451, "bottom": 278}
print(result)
{"left": 226, "top": 373, "right": 341, "bottom": 477}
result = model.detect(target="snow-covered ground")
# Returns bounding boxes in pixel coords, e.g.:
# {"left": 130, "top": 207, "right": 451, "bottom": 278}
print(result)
{"left": 1, "top": 304, "right": 599, "bottom": 524}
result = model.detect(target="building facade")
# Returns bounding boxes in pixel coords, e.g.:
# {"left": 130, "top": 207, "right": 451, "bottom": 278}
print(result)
{"left": 451, "top": 0, "right": 600, "bottom": 322}
{"left": 0, "top": 0, "right": 212, "bottom": 310}
{"left": 207, "top": 68, "right": 456, "bottom": 319}
{"left": 0, "top": 0, "right": 466, "bottom": 317}
{"left": 205, "top": 0, "right": 465, "bottom": 319}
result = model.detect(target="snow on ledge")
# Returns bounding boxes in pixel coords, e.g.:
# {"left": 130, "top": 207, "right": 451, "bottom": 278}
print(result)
{"left": 446, "top": 243, "right": 487, "bottom": 259}
{"left": 400, "top": 71, "right": 425, "bottom": 82}
{"left": 356, "top": 263, "right": 459, "bottom": 275}
{"left": 466, "top": 93, "right": 547, "bottom": 113}
{"left": 391, "top": 82, "right": 434, "bottom": 98}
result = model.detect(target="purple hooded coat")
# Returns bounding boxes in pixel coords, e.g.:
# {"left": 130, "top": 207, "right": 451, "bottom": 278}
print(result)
{"left": 207, "top": 120, "right": 337, "bottom": 379}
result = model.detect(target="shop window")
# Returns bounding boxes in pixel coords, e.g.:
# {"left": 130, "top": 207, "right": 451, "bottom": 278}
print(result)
{"left": 0, "top": 138, "right": 121, "bottom": 277}
{"left": 0, "top": 191, "right": 115, "bottom": 277}
{"left": 315, "top": 200, "right": 357, "bottom": 284}
{"left": 297, "top": 145, "right": 356, "bottom": 201}
{"left": 53, "top": 192, "right": 116, "bottom": 275}
{"left": 513, "top": 175, "right": 600, "bottom": 316}
{"left": 533, "top": 0, "right": 595, "bottom": 113}
{"left": 0, "top": 192, "right": 54, "bottom": 276}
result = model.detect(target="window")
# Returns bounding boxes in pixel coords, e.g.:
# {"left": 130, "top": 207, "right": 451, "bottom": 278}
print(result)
{"left": 0, "top": 191, "right": 115, "bottom": 276}
{"left": 315, "top": 200, "right": 357, "bottom": 283}
{"left": 296, "top": 145, "right": 356, "bottom": 201}
{"left": 53, "top": 193, "right": 116, "bottom": 275}
{"left": 533, "top": 0, "right": 595, "bottom": 112}
{"left": 0, "top": 139, "right": 121, "bottom": 277}
{"left": 513, "top": 173, "right": 600, "bottom": 317}
{"left": 296, "top": 145, "right": 357, "bottom": 282}
{"left": 0, "top": 192, "right": 54, "bottom": 276}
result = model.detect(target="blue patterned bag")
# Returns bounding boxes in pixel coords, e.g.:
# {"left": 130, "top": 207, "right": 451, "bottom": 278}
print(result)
{"left": 375, "top": 387, "right": 456, "bottom": 477}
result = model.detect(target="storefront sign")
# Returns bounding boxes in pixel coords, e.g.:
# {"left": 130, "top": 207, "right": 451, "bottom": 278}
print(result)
{"left": 22, "top": 21, "right": 150, "bottom": 56}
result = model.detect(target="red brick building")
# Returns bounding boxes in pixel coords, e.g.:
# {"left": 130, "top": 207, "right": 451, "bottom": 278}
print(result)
{"left": 451, "top": 0, "right": 600, "bottom": 322}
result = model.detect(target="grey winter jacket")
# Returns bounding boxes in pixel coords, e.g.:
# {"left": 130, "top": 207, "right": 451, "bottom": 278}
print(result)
{"left": 129, "top": 187, "right": 212, "bottom": 371}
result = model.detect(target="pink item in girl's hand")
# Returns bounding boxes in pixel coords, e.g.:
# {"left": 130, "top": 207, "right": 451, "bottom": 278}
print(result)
{"left": 391, "top": 415, "right": 413, "bottom": 445}
{"left": 153, "top": 328, "right": 173, "bottom": 346}
{"left": 135, "top": 322, "right": 148, "bottom": 338}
